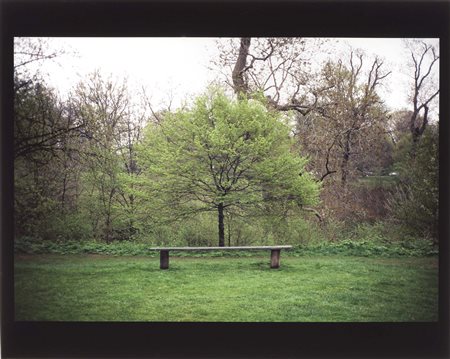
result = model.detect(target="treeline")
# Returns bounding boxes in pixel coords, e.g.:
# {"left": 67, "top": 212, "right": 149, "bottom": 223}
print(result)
{"left": 14, "top": 38, "right": 439, "bottom": 247}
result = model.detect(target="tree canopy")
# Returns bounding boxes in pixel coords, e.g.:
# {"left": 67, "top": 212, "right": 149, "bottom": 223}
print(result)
{"left": 136, "top": 89, "right": 320, "bottom": 246}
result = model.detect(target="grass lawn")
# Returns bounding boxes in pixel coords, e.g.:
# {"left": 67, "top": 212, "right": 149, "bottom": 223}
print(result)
{"left": 14, "top": 254, "right": 438, "bottom": 322}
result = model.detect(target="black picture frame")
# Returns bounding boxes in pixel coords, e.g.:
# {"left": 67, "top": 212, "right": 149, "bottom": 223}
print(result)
{"left": 2, "top": 1, "right": 449, "bottom": 358}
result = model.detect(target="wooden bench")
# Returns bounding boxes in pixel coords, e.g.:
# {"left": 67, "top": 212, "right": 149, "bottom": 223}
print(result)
{"left": 149, "top": 245, "right": 292, "bottom": 270}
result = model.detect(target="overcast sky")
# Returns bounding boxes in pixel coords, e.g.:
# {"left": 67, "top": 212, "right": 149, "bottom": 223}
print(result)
{"left": 21, "top": 37, "right": 439, "bottom": 113}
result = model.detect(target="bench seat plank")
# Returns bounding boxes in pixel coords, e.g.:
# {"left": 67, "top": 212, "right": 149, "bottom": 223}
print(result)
{"left": 149, "top": 245, "right": 292, "bottom": 251}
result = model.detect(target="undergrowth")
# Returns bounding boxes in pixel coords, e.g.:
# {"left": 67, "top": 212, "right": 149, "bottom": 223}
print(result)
{"left": 15, "top": 235, "right": 437, "bottom": 258}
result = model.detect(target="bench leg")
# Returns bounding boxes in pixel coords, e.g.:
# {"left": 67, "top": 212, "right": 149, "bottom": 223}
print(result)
{"left": 270, "top": 249, "right": 280, "bottom": 269}
{"left": 160, "top": 250, "right": 169, "bottom": 269}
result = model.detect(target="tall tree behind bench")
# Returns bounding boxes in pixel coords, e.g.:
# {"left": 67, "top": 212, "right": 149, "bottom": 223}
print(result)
{"left": 136, "top": 89, "right": 320, "bottom": 246}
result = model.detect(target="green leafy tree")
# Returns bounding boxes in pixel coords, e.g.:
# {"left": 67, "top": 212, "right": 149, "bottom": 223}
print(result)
{"left": 387, "top": 124, "right": 438, "bottom": 241}
{"left": 14, "top": 79, "right": 68, "bottom": 239}
{"left": 14, "top": 38, "right": 88, "bottom": 241}
{"left": 137, "top": 89, "right": 320, "bottom": 246}
{"left": 70, "top": 72, "right": 134, "bottom": 242}
{"left": 70, "top": 71, "right": 151, "bottom": 242}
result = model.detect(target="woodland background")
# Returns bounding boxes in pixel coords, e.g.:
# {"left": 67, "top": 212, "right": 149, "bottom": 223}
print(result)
{"left": 13, "top": 37, "right": 439, "bottom": 254}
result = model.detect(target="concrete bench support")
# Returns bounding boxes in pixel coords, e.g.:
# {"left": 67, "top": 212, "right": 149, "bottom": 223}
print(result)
{"left": 149, "top": 246, "right": 292, "bottom": 270}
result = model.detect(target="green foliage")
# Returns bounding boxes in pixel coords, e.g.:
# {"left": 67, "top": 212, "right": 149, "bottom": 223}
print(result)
{"left": 14, "top": 79, "right": 63, "bottom": 159}
{"left": 14, "top": 180, "right": 60, "bottom": 240}
{"left": 387, "top": 125, "right": 439, "bottom": 240}
{"left": 293, "top": 238, "right": 436, "bottom": 258}
{"left": 177, "top": 216, "right": 217, "bottom": 247}
{"left": 322, "top": 221, "right": 436, "bottom": 257}
{"left": 13, "top": 79, "right": 66, "bottom": 239}
{"left": 14, "top": 237, "right": 159, "bottom": 256}
{"left": 15, "top": 218, "right": 437, "bottom": 258}
{"left": 135, "top": 89, "right": 320, "bottom": 244}
{"left": 47, "top": 212, "right": 93, "bottom": 242}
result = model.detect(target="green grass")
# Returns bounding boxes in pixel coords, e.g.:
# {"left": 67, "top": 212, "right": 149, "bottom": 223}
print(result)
{"left": 15, "top": 254, "right": 438, "bottom": 322}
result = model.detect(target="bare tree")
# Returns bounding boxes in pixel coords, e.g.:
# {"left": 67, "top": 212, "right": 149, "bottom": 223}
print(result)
{"left": 405, "top": 40, "right": 439, "bottom": 156}
{"left": 214, "top": 37, "right": 323, "bottom": 114}
{"left": 14, "top": 38, "right": 84, "bottom": 160}
{"left": 297, "top": 51, "right": 391, "bottom": 187}
{"left": 14, "top": 37, "right": 68, "bottom": 92}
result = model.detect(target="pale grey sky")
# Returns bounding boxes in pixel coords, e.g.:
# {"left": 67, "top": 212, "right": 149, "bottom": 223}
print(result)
{"left": 21, "top": 37, "right": 439, "bottom": 114}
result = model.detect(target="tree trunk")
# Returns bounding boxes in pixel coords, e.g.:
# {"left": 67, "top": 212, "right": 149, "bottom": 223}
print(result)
{"left": 341, "top": 152, "right": 350, "bottom": 187}
{"left": 128, "top": 193, "right": 135, "bottom": 240}
{"left": 104, "top": 188, "right": 115, "bottom": 243}
{"left": 226, "top": 212, "right": 232, "bottom": 246}
{"left": 341, "top": 132, "right": 351, "bottom": 187}
{"left": 61, "top": 172, "right": 67, "bottom": 212}
{"left": 105, "top": 214, "right": 111, "bottom": 243}
{"left": 341, "top": 153, "right": 349, "bottom": 186}
{"left": 410, "top": 106, "right": 428, "bottom": 159}
{"left": 218, "top": 202, "right": 225, "bottom": 247}
{"left": 232, "top": 37, "right": 251, "bottom": 96}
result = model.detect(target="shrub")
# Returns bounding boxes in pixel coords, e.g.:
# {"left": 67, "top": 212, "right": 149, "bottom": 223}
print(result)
{"left": 178, "top": 215, "right": 216, "bottom": 247}
{"left": 47, "top": 212, "right": 93, "bottom": 242}
{"left": 386, "top": 125, "right": 438, "bottom": 242}
{"left": 350, "top": 222, "right": 387, "bottom": 243}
